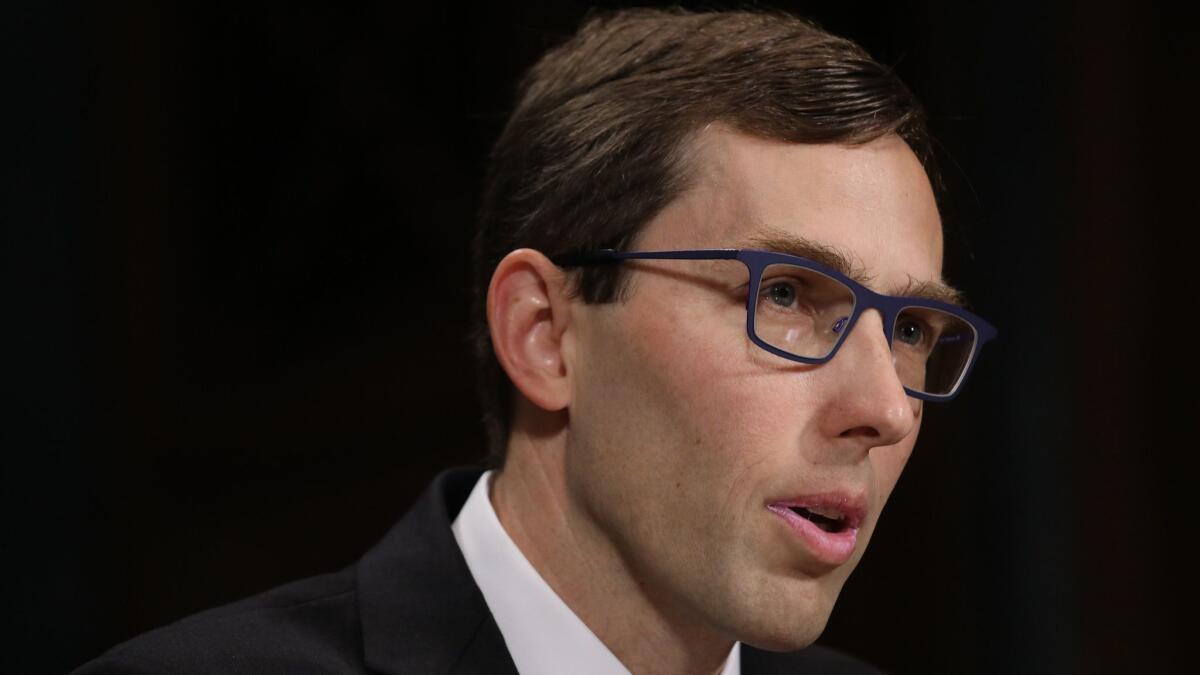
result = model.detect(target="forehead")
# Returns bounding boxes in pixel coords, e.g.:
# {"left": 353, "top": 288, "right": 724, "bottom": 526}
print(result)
{"left": 635, "top": 125, "right": 945, "bottom": 295}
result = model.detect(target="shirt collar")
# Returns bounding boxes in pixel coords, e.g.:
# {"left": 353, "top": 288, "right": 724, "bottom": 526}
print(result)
{"left": 452, "top": 470, "right": 740, "bottom": 675}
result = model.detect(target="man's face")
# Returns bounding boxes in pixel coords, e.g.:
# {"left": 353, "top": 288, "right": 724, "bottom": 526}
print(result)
{"left": 564, "top": 127, "right": 943, "bottom": 649}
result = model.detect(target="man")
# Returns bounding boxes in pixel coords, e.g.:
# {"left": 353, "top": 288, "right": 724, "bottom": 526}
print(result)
{"left": 77, "top": 8, "right": 994, "bottom": 675}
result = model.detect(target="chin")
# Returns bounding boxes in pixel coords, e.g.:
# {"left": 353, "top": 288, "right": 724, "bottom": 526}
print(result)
{"left": 724, "top": 577, "right": 841, "bottom": 652}
{"left": 736, "top": 613, "right": 831, "bottom": 652}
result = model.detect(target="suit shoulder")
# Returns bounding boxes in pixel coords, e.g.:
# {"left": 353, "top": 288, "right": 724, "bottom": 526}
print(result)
{"left": 73, "top": 568, "right": 366, "bottom": 675}
{"left": 742, "top": 642, "right": 888, "bottom": 675}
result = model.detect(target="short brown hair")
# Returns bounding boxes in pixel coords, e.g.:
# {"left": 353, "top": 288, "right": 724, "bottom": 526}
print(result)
{"left": 472, "top": 8, "right": 936, "bottom": 465}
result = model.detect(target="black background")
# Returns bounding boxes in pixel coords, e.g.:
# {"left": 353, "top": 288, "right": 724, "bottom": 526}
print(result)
{"left": 7, "top": 1, "right": 1197, "bottom": 673}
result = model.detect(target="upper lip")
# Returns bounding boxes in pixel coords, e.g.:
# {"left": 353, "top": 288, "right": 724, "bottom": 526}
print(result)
{"left": 768, "top": 492, "right": 868, "bottom": 529}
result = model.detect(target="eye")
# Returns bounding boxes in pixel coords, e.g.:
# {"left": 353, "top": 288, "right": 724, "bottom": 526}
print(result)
{"left": 895, "top": 319, "right": 926, "bottom": 346}
{"left": 764, "top": 280, "right": 800, "bottom": 308}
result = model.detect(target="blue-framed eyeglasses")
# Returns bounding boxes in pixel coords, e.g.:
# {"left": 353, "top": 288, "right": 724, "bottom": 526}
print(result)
{"left": 558, "top": 249, "right": 997, "bottom": 401}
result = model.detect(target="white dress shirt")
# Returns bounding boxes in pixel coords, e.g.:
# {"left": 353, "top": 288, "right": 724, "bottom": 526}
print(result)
{"left": 452, "top": 470, "right": 741, "bottom": 675}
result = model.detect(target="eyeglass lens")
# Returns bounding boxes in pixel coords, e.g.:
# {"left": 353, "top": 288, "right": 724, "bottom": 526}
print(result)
{"left": 753, "top": 263, "right": 977, "bottom": 396}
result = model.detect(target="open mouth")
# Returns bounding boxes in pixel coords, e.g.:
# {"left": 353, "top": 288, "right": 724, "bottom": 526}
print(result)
{"left": 767, "top": 498, "right": 865, "bottom": 566}
{"left": 787, "top": 505, "right": 847, "bottom": 533}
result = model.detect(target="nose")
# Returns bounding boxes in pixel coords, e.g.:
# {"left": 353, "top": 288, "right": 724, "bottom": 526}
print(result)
{"left": 817, "top": 309, "right": 918, "bottom": 448}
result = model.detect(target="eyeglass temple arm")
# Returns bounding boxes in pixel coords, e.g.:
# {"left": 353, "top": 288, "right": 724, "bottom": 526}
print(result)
{"left": 556, "top": 249, "right": 739, "bottom": 266}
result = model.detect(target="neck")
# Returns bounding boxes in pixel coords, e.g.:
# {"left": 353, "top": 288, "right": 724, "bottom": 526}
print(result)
{"left": 490, "top": 418, "right": 736, "bottom": 675}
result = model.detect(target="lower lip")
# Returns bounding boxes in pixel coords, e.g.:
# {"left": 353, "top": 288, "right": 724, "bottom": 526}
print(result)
{"left": 767, "top": 505, "right": 859, "bottom": 567}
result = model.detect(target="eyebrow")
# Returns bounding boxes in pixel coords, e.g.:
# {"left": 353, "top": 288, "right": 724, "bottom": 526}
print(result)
{"left": 741, "top": 230, "right": 969, "bottom": 307}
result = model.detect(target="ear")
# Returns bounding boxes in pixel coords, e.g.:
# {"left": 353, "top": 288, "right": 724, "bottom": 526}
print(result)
{"left": 486, "top": 248, "right": 573, "bottom": 412}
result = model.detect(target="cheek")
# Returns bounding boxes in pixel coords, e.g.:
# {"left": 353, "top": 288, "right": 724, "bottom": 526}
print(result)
{"left": 570, "top": 295, "right": 769, "bottom": 497}
{"left": 615, "top": 297, "right": 797, "bottom": 463}
{"left": 573, "top": 296, "right": 814, "bottom": 525}
{"left": 577, "top": 290, "right": 744, "bottom": 433}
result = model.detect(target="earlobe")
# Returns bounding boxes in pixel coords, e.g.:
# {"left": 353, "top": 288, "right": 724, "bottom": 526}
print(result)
{"left": 486, "top": 249, "right": 573, "bottom": 412}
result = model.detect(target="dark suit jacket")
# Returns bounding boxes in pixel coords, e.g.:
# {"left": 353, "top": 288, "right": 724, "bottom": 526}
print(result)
{"left": 75, "top": 467, "right": 883, "bottom": 674}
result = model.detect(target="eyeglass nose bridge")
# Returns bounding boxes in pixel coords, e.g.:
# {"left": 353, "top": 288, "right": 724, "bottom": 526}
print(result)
{"left": 855, "top": 295, "right": 903, "bottom": 349}
{"left": 826, "top": 301, "right": 900, "bottom": 361}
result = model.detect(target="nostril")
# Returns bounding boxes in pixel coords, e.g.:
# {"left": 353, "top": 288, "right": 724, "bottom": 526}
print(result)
{"left": 838, "top": 425, "right": 880, "bottom": 439}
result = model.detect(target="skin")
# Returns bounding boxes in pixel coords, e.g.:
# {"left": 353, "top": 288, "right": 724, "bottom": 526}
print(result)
{"left": 486, "top": 125, "right": 944, "bottom": 675}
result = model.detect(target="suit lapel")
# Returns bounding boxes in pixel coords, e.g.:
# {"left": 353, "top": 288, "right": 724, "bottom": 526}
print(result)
{"left": 449, "top": 612, "right": 521, "bottom": 675}
{"left": 357, "top": 467, "right": 518, "bottom": 675}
